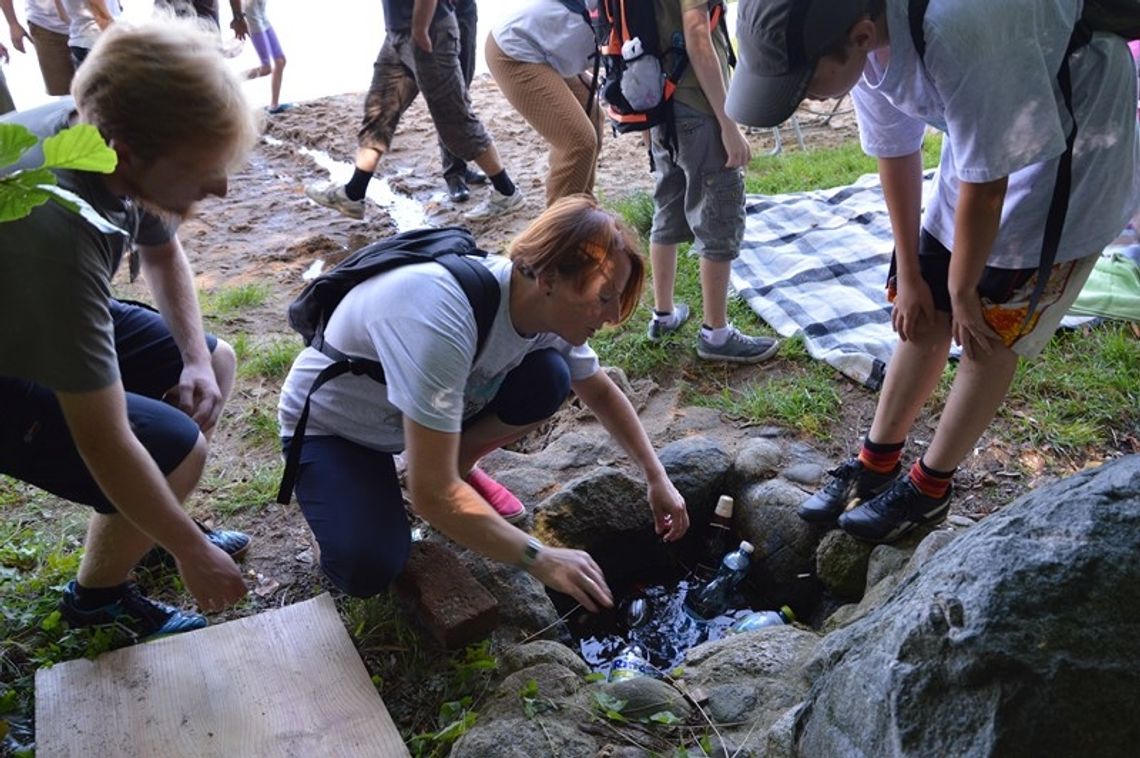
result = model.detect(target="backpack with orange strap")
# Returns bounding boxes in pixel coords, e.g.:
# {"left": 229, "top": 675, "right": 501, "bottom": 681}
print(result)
{"left": 593, "top": 0, "right": 735, "bottom": 158}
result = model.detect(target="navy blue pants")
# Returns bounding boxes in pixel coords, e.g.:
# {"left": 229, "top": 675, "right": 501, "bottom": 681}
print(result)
{"left": 288, "top": 348, "right": 571, "bottom": 597}
{"left": 0, "top": 300, "right": 218, "bottom": 514}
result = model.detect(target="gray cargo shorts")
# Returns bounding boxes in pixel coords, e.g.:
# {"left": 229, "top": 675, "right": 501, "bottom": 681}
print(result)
{"left": 358, "top": 12, "right": 491, "bottom": 161}
{"left": 649, "top": 101, "right": 746, "bottom": 262}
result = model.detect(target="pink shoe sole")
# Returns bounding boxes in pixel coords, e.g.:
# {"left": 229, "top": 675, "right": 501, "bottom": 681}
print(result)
{"left": 465, "top": 468, "right": 527, "bottom": 523}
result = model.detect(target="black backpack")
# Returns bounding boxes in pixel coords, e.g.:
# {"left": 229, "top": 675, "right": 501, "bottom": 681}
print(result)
{"left": 276, "top": 226, "right": 501, "bottom": 505}
{"left": 907, "top": 0, "right": 1139, "bottom": 327}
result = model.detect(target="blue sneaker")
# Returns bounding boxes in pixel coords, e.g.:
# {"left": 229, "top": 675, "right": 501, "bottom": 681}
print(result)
{"left": 140, "top": 519, "right": 250, "bottom": 569}
{"left": 59, "top": 581, "right": 207, "bottom": 640}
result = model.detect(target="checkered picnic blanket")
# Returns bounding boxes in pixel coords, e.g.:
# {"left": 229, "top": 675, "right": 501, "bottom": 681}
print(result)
{"left": 731, "top": 172, "right": 934, "bottom": 390}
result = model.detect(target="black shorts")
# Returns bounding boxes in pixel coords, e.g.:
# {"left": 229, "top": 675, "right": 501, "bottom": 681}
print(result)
{"left": 887, "top": 230, "right": 1038, "bottom": 313}
{"left": 0, "top": 300, "right": 219, "bottom": 514}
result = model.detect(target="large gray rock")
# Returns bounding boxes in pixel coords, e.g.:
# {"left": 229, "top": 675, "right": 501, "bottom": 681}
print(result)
{"left": 657, "top": 436, "right": 732, "bottom": 526}
{"left": 732, "top": 437, "right": 784, "bottom": 482}
{"left": 681, "top": 626, "right": 821, "bottom": 752}
{"left": 797, "top": 456, "right": 1140, "bottom": 757}
{"left": 448, "top": 543, "right": 562, "bottom": 636}
{"left": 737, "top": 478, "right": 824, "bottom": 609}
{"left": 500, "top": 640, "right": 592, "bottom": 678}
{"left": 534, "top": 467, "right": 651, "bottom": 548}
{"left": 451, "top": 717, "right": 597, "bottom": 758}
{"left": 601, "top": 677, "right": 691, "bottom": 721}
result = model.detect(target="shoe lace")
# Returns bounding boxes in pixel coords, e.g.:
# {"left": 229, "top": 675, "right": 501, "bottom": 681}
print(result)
{"left": 116, "top": 584, "right": 177, "bottom": 636}
{"left": 863, "top": 478, "right": 916, "bottom": 520}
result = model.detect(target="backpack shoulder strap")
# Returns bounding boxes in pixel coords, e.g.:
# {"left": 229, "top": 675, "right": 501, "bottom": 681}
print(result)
{"left": 908, "top": 0, "right": 930, "bottom": 60}
{"left": 276, "top": 247, "right": 502, "bottom": 506}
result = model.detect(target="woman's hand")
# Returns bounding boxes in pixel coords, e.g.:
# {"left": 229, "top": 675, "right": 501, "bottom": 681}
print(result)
{"left": 527, "top": 546, "right": 613, "bottom": 612}
{"left": 648, "top": 476, "right": 689, "bottom": 542}
{"left": 951, "top": 289, "right": 1002, "bottom": 359}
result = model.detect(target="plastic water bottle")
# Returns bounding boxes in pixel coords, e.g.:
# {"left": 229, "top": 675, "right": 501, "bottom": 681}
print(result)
{"left": 607, "top": 643, "right": 658, "bottom": 682}
{"left": 683, "top": 541, "right": 754, "bottom": 621}
{"left": 694, "top": 495, "right": 735, "bottom": 581}
{"left": 727, "top": 605, "right": 795, "bottom": 635}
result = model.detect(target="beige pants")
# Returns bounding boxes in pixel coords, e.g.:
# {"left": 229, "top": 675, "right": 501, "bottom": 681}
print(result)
{"left": 29, "top": 22, "right": 75, "bottom": 96}
{"left": 485, "top": 34, "right": 602, "bottom": 207}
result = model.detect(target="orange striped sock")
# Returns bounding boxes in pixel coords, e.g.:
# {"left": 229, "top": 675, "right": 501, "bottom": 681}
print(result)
{"left": 857, "top": 438, "right": 903, "bottom": 474}
{"left": 909, "top": 459, "right": 953, "bottom": 499}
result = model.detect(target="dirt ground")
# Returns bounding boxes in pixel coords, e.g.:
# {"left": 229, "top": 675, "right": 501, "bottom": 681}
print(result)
{"left": 112, "top": 74, "right": 1098, "bottom": 643}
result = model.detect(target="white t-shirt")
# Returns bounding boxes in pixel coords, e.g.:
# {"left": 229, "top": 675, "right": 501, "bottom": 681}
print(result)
{"left": 852, "top": 0, "right": 1140, "bottom": 268}
{"left": 26, "top": 0, "right": 70, "bottom": 36}
{"left": 492, "top": 0, "right": 597, "bottom": 78}
{"left": 278, "top": 254, "right": 601, "bottom": 452}
{"left": 61, "top": 0, "right": 122, "bottom": 48}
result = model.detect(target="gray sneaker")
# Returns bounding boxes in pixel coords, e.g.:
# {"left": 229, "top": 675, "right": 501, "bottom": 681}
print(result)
{"left": 464, "top": 189, "right": 525, "bottom": 221}
{"left": 304, "top": 181, "right": 365, "bottom": 220}
{"left": 697, "top": 326, "right": 780, "bottom": 364}
{"left": 646, "top": 302, "right": 691, "bottom": 341}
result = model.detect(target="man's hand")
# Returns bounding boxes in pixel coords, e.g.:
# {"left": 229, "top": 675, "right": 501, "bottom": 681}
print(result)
{"left": 527, "top": 546, "right": 613, "bottom": 613}
{"left": 175, "top": 541, "right": 248, "bottom": 612}
{"left": 230, "top": 16, "right": 247, "bottom": 40}
{"left": 165, "top": 360, "right": 224, "bottom": 433}
{"left": 8, "top": 22, "right": 29, "bottom": 53}
{"left": 950, "top": 289, "right": 1002, "bottom": 359}
{"left": 648, "top": 476, "right": 689, "bottom": 542}
{"left": 720, "top": 121, "right": 752, "bottom": 169}
{"left": 412, "top": 25, "right": 432, "bottom": 53}
{"left": 892, "top": 273, "right": 936, "bottom": 342}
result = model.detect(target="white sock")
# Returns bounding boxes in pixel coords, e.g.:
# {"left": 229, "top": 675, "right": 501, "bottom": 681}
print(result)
{"left": 653, "top": 310, "right": 682, "bottom": 328}
{"left": 700, "top": 324, "right": 732, "bottom": 347}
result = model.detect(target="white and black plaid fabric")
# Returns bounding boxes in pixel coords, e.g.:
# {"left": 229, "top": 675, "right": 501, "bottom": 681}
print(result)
{"left": 731, "top": 172, "right": 935, "bottom": 390}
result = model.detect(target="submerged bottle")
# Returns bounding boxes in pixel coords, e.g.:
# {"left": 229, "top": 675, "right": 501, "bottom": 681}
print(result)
{"left": 683, "top": 541, "right": 754, "bottom": 621}
{"left": 727, "top": 605, "right": 795, "bottom": 635}
{"left": 694, "top": 495, "right": 735, "bottom": 581}
{"left": 607, "top": 643, "right": 659, "bottom": 682}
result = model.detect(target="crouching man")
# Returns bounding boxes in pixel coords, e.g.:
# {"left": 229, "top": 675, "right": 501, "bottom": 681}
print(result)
{"left": 0, "top": 17, "right": 260, "bottom": 638}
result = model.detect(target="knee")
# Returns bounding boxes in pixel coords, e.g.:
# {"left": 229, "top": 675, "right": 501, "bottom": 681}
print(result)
{"left": 274, "top": 56, "right": 286, "bottom": 71}
{"left": 167, "top": 432, "right": 208, "bottom": 501}
{"left": 212, "top": 338, "right": 236, "bottom": 378}
{"left": 318, "top": 535, "right": 411, "bottom": 597}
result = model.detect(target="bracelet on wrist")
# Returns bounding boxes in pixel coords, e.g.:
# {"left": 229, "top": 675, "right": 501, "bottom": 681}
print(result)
{"left": 518, "top": 536, "right": 543, "bottom": 571}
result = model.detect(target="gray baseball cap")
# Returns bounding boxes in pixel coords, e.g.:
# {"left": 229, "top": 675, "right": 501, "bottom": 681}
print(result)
{"left": 726, "top": 0, "right": 871, "bottom": 128}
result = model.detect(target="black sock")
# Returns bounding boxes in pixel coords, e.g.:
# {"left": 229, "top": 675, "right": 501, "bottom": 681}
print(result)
{"left": 344, "top": 168, "right": 373, "bottom": 201}
{"left": 917, "top": 458, "right": 956, "bottom": 479}
{"left": 72, "top": 580, "right": 131, "bottom": 609}
{"left": 489, "top": 169, "right": 516, "bottom": 196}
{"left": 863, "top": 437, "right": 905, "bottom": 454}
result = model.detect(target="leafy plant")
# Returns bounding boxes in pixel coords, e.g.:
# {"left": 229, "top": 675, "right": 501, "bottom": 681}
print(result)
{"left": 593, "top": 690, "right": 628, "bottom": 723}
{"left": 519, "top": 678, "right": 557, "bottom": 719}
{"left": 0, "top": 123, "right": 117, "bottom": 225}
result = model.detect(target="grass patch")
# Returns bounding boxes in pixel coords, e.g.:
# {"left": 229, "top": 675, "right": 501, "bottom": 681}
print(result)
{"left": 200, "top": 460, "right": 282, "bottom": 516}
{"left": 200, "top": 282, "right": 271, "bottom": 317}
{"left": 1003, "top": 323, "right": 1140, "bottom": 450}
{"left": 238, "top": 337, "right": 302, "bottom": 381}
{"left": 233, "top": 401, "right": 282, "bottom": 450}
{"left": 745, "top": 132, "right": 942, "bottom": 194}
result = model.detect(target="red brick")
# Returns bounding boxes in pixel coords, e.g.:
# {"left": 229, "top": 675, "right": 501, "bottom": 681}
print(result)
{"left": 394, "top": 542, "right": 499, "bottom": 648}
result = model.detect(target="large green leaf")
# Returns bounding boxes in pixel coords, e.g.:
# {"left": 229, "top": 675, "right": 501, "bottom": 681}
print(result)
{"left": 40, "top": 184, "right": 128, "bottom": 235}
{"left": 0, "top": 124, "right": 38, "bottom": 168}
{"left": 0, "top": 170, "right": 55, "bottom": 222}
{"left": 41, "top": 124, "right": 117, "bottom": 173}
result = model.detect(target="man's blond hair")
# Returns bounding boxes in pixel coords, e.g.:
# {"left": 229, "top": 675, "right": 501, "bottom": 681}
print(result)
{"left": 71, "top": 17, "right": 259, "bottom": 167}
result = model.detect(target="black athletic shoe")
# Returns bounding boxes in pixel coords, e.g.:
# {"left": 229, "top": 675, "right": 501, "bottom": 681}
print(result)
{"left": 837, "top": 478, "right": 951, "bottom": 544}
{"left": 139, "top": 520, "right": 251, "bottom": 569}
{"left": 445, "top": 174, "right": 470, "bottom": 202}
{"left": 797, "top": 458, "right": 902, "bottom": 523}
{"left": 59, "top": 580, "right": 207, "bottom": 640}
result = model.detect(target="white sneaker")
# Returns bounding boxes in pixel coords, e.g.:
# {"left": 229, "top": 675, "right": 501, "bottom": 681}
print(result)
{"left": 304, "top": 181, "right": 365, "bottom": 220}
{"left": 464, "top": 188, "right": 525, "bottom": 221}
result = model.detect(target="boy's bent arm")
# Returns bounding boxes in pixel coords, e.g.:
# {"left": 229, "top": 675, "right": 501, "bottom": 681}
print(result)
{"left": 56, "top": 383, "right": 247, "bottom": 610}
{"left": 681, "top": 5, "right": 751, "bottom": 168}
{"left": 949, "top": 177, "right": 1008, "bottom": 356}
{"left": 879, "top": 150, "right": 931, "bottom": 340}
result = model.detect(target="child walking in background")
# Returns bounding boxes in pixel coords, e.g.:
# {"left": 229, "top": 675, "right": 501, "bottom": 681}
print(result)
{"left": 242, "top": 0, "right": 287, "bottom": 113}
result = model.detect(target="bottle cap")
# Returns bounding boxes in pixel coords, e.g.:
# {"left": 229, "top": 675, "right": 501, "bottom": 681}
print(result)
{"left": 780, "top": 604, "right": 795, "bottom": 622}
{"left": 714, "top": 495, "right": 734, "bottom": 518}
{"left": 739, "top": 541, "right": 754, "bottom": 554}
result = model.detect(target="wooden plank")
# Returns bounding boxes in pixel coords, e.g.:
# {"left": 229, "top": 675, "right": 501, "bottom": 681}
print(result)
{"left": 35, "top": 593, "right": 409, "bottom": 757}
